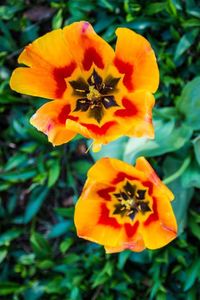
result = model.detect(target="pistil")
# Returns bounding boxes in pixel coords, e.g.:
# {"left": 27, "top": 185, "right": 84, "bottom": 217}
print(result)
{"left": 86, "top": 85, "right": 101, "bottom": 101}
{"left": 113, "top": 181, "right": 151, "bottom": 220}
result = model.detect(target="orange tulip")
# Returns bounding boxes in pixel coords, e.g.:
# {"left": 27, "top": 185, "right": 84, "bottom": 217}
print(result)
{"left": 10, "top": 21, "right": 159, "bottom": 151}
{"left": 74, "top": 157, "right": 177, "bottom": 253}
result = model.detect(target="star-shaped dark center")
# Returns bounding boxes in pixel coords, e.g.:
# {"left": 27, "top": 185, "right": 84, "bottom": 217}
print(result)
{"left": 113, "top": 181, "right": 151, "bottom": 221}
{"left": 69, "top": 69, "right": 120, "bottom": 123}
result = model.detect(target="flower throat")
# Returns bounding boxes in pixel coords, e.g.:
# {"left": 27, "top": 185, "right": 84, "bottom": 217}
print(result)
{"left": 69, "top": 69, "right": 120, "bottom": 123}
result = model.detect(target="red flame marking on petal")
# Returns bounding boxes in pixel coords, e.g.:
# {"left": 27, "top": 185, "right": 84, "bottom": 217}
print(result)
{"left": 82, "top": 47, "right": 104, "bottom": 71}
{"left": 144, "top": 197, "right": 159, "bottom": 226}
{"left": 114, "top": 58, "right": 134, "bottom": 91}
{"left": 57, "top": 105, "right": 71, "bottom": 124}
{"left": 53, "top": 62, "right": 77, "bottom": 98}
{"left": 111, "top": 172, "right": 137, "bottom": 185}
{"left": 80, "top": 121, "right": 116, "bottom": 136}
{"left": 124, "top": 221, "right": 139, "bottom": 238}
{"left": 98, "top": 203, "right": 121, "bottom": 228}
{"left": 97, "top": 186, "right": 115, "bottom": 201}
{"left": 115, "top": 97, "right": 138, "bottom": 117}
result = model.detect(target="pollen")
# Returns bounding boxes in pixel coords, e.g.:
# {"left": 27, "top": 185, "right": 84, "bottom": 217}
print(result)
{"left": 87, "top": 85, "right": 101, "bottom": 101}
{"left": 113, "top": 181, "right": 151, "bottom": 220}
{"left": 121, "top": 198, "right": 134, "bottom": 210}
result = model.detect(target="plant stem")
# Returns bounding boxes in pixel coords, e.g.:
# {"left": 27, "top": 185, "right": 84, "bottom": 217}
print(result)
{"left": 163, "top": 156, "right": 191, "bottom": 185}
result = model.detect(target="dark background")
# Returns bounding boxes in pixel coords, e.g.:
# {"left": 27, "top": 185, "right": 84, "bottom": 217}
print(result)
{"left": 0, "top": 0, "right": 200, "bottom": 299}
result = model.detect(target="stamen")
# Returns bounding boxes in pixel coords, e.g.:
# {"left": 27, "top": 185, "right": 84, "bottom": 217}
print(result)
{"left": 91, "top": 75, "right": 95, "bottom": 84}
{"left": 112, "top": 181, "right": 151, "bottom": 220}
{"left": 71, "top": 70, "right": 120, "bottom": 123}
{"left": 75, "top": 89, "right": 86, "bottom": 93}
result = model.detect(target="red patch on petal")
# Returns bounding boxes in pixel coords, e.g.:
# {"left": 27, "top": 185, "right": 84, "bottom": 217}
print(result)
{"left": 57, "top": 105, "right": 71, "bottom": 124}
{"left": 112, "top": 172, "right": 137, "bottom": 185}
{"left": 81, "top": 121, "right": 116, "bottom": 136}
{"left": 144, "top": 197, "right": 159, "bottom": 226}
{"left": 97, "top": 186, "right": 115, "bottom": 201}
{"left": 142, "top": 181, "right": 154, "bottom": 195}
{"left": 115, "top": 97, "right": 138, "bottom": 118}
{"left": 53, "top": 62, "right": 77, "bottom": 98}
{"left": 124, "top": 221, "right": 139, "bottom": 238}
{"left": 68, "top": 115, "right": 79, "bottom": 122}
{"left": 98, "top": 203, "right": 121, "bottom": 228}
{"left": 114, "top": 58, "right": 134, "bottom": 91}
{"left": 82, "top": 47, "right": 104, "bottom": 71}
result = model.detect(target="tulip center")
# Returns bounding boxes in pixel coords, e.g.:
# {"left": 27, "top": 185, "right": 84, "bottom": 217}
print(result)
{"left": 69, "top": 69, "right": 120, "bottom": 123}
{"left": 113, "top": 181, "right": 151, "bottom": 220}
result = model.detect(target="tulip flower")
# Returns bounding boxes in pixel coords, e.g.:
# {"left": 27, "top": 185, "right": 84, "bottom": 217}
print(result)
{"left": 10, "top": 21, "right": 159, "bottom": 151}
{"left": 75, "top": 157, "right": 177, "bottom": 253}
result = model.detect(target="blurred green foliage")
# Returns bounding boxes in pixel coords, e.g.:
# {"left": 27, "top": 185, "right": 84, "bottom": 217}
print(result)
{"left": 0, "top": 0, "right": 200, "bottom": 299}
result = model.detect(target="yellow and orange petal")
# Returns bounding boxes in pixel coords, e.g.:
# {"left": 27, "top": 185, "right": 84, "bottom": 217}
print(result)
{"left": 65, "top": 90, "right": 155, "bottom": 148}
{"left": 63, "top": 21, "right": 114, "bottom": 73}
{"left": 30, "top": 100, "right": 76, "bottom": 146}
{"left": 114, "top": 28, "right": 159, "bottom": 93}
{"left": 135, "top": 157, "right": 174, "bottom": 201}
{"left": 74, "top": 157, "right": 177, "bottom": 253}
{"left": 141, "top": 196, "right": 177, "bottom": 249}
{"left": 10, "top": 21, "right": 159, "bottom": 149}
{"left": 10, "top": 21, "right": 114, "bottom": 100}
{"left": 10, "top": 28, "right": 77, "bottom": 99}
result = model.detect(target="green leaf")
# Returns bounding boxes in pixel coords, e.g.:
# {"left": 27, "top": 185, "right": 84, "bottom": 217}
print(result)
{"left": 117, "top": 250, "right": 131, "bottom": 269}
{"left": 182, "top": 18, "right": 200, "bottom": 28}
{"left": 145, "top": 3, "right": 167, "bottom": 15}
{"left": 19, "top": 253, "right": 35, "bottom": 265}
{"left": 38, "top": 260, "right": 54, "bottom": 269}
{"left": 47, "top": 221, "right": 72, "bottom": 239}
{"left": 92, "top": 261, "right": 113, "bottom": 288}
{"left": 163, "top": 156, "right": 194, "bottom": 234}
{"left": 24, "top": 187, "right": 49, "bottom": 223}
{"left": 186, "top": 0, "right": 200, "bottom": 18}
{"left": 184, "top": 259, "right": 200, "bottom": 291}
{"left": 181, "top": 158, "right": 200, "bottom": 188}
{"left": 60, "top": 238, "right": 73, "bottom": 253}
{"left": 193, "top": 135, "right": 200, "bottom": 165}
{"left": 189, "top": 218, "right": 200, "bottom": 240}
{"left": 0, "top": 229, "right": 22, "bottom": 246}
{"left": 0, "top": 93, "right": 27, "bottom": 104}
{"left": 129, "top": 250, "right": 151, "bottom": 264}
{"left": 174, "top": 29, "right": 199, "bottom": 60}
{"left": 176, "top": 77, "right": 200, "bottom": 130}
{"left": 70, "top": 287, "right": 80, "bottom": 300}
{"left": 123, "top": 18, "right": 160, "bottom": 30}
{"left": 47, "top": 159, "right": 60, "bottom": 187}
{"left": 52, "top": 9, "right": 63, "bottom": 29}
{"left": 0, "top": 5, "right": 24, "bottom": 20}
{"left": 167, "top": 0, "right": 177, "bottom": 16}
{"left": 90, "top": 137, "right": 128, "bottom": 161}
{"left": 30, "top": 232, "right": 52, "bottom": 258}
{"left": 71, "top": 160, "right": 92, "bottom": 177}
{"left": 54, "top": 207, "right": 74, "bottom": 218}
{"left": 0, "top": 249, "right": 7, "bottom": 263}
{"left": 123, "top": 116, "right": 192, "bottom": 163}
{"left": 0, "top": 282, "right": 25, "bottom": 296}
{"left": 4, "top": 153, "right": 27, "bottom": 171}
{"left": 0, "top": 169, "right": 37, "bottom": 182}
